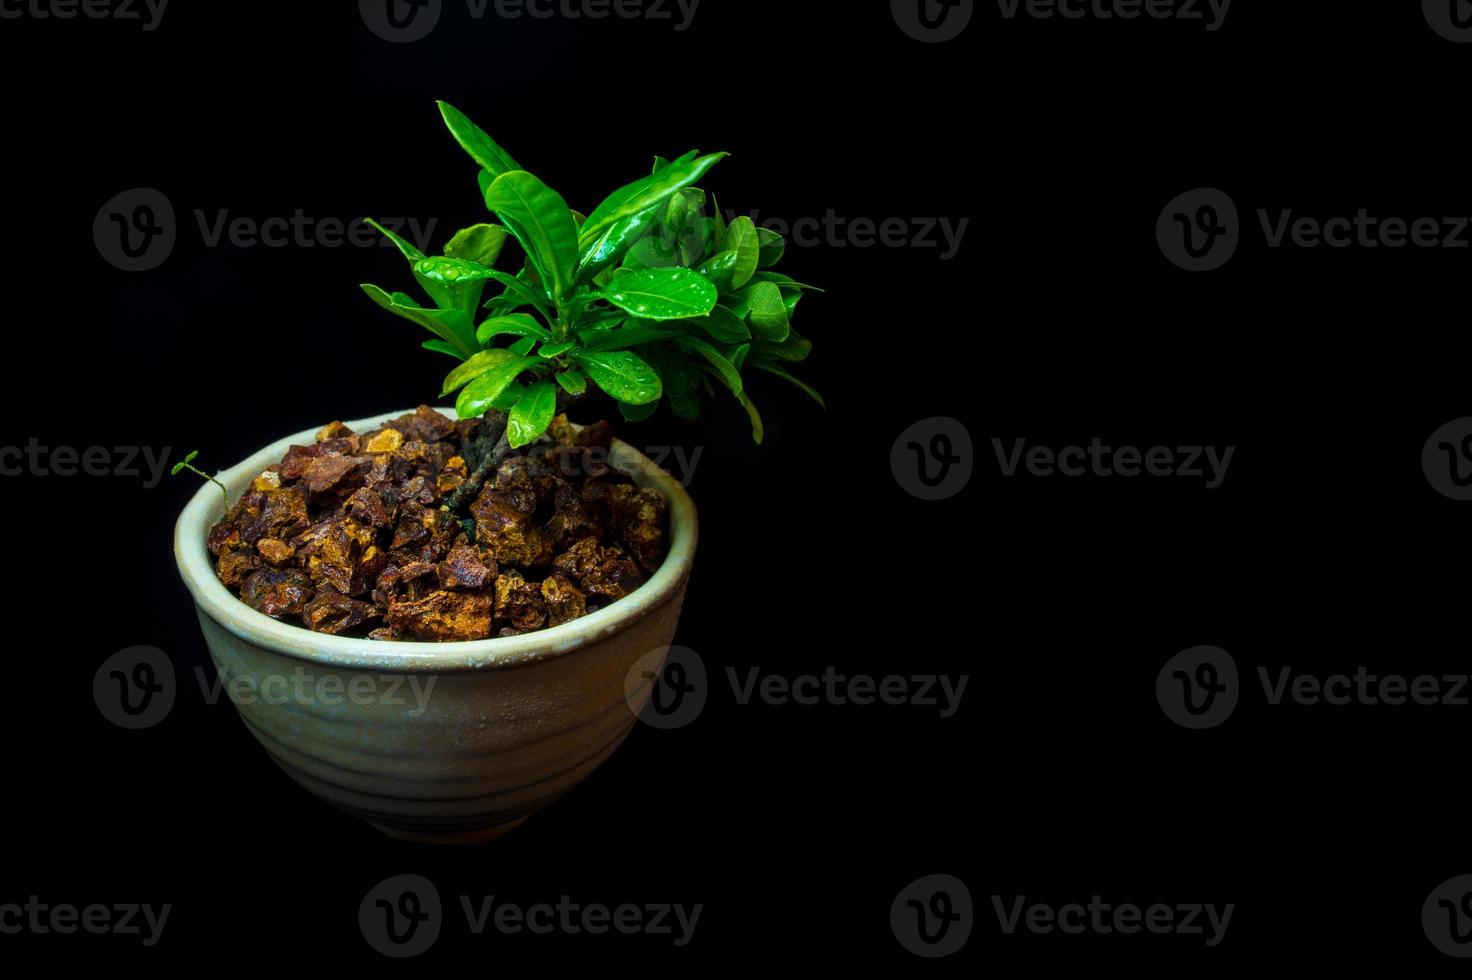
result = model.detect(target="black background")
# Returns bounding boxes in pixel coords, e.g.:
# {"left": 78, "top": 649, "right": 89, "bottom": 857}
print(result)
{"left": 4, "top": 0, "right": 1468, "bottom": 967}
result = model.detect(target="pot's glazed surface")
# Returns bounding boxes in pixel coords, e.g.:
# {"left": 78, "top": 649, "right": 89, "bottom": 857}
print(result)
{"left": 174, "top": 409, "right": 697, "bottom": 843}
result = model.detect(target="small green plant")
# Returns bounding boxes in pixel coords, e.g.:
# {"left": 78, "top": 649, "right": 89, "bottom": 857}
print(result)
{"left": 361, "top": 101, "right": 820, "bottom": 453}
{"left": 171, "top": 450, "right": 228, "bottom": 507}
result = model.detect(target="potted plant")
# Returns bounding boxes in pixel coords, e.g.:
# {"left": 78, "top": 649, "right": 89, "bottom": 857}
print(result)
{"left": 173, "top": 102, "right": 819, "bottom": 843}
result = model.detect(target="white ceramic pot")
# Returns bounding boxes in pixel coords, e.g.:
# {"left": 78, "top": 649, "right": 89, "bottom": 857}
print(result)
{"left": 174, "top": 409, "right": 696, "bottom": 843}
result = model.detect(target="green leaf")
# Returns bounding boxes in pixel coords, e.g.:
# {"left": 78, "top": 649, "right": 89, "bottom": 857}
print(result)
{"left": 711, "top": 194, "right": 728, "bottom": 244}
{"left": 647, "top": 344, "right": 700, "bottom": 421}
{"left": 422, "top": 339, "right": 462, "bottom": 359}
{"left": 365, "top": 218, "right": 426, "bottom": 262}
{"left": 748, "top": 270, "right": 824, "bottom": 292}
{"left": 438, "top": 101, "right": 522, "bottom": 175}
{"left": 455, "top": 355, "right": 534, "bottom": 419}
{"left": 555, "top": 369, "right": 587, "bottom": 397}
{"left": 737, "top": 391, "right": 765, "bottom": 444}
{"left": 580, "top": 319, "right": 684, "bottom": 351}
{"left": 492, "top": 381, "right": 526, "bottom": 413}
{"left": 664, "top": 191, "right": 688, "bottom": 236}
{"left": 739, "top": 280, "right": 791, "bottom": 342}
{"left": 361, "top": 283, "right": 477, "bottom": 357}
{"left": 443, "top": 223, "right": 509, "bottom": 266}
{"left": 414, "top": 255, "right": 498, "bottom": 286}
{"left": 578, "top": 152, "right": 729, "bottom": 276}
{"left": 477, "top": 314, "right": 551, "bottom": 345}
{"left": 761, "top": 328, "right": 813, "bottom": 363}
{"left": 721, "top": 216, "right": 761, "bottom": 290}
{"left": 756, "top": 227, "right": 785, "bottom": 268}
{"left": 755, "top": 361, "right": 825, "bottom": 408}
{"left": 684, "top": 304, "right": 750, "bottom": 343}
{"left": 576, "top": 351, "right": 663, "bottom": 405}
{"left": 676, "top": 336, "right": 744, "bottom": 396}
{"left": 482, "top": 269, "right": 554, "bottom": 323}
{"left": 442, "top": 348, "right": 519, "bottom": 396}
{"left": 484, "top": 171, "right": 581, "bottom": 303}
{"left": 619, "top": 400, "right": 659, "bottom": 423}
{"left": 694, "top": 250, "right": 739, "bottom": 292}
{"left": 539, "top": 340, "right": 578, "bottom": 359}
{"left": 507, "top": 381, "right": 557, "bottom": 448}
{"left": 625, "top": 234, "right": 683, "bottom": 270}
{"left": 596, "top": 267, "right": 718, "bottom": 321}
{"left": 509, "top": 336, "right": 538, "bottom": 356}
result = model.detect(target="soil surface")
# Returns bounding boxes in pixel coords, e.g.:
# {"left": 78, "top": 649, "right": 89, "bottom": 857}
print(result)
{"left": 206, "top": 406, "right": 668, "bottom": 641}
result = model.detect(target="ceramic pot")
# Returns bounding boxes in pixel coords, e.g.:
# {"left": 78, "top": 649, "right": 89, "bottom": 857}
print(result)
{"left": 174, "top": 409, "right": 696, "bottom": 843}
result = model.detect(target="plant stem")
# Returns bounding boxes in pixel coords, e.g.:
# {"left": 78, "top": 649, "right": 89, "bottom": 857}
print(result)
{"left": 443, "top": 410, "right": 511, "bottom": 514}
{"left": 182, "top": 464, "right": 229, "bottom": 509}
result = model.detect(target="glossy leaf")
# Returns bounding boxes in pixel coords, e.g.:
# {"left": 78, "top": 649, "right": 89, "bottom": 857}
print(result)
{"left": 455, "top": 355, "right": 534, "bottom": 419}
{"left": 507, "top": 381, "right": 557, "bottom": 448}
{"left": 538, "top": 340, "right": 577, "bottom": 359}
{"left": 477, "top": 314, "right": 550, "bottom": 345}
{"left": 442, "top": 348, "right": 520, "bottom": 396}
{"left": 422, "top": 339, "right": 462, "bottom": 359}
{"left": 721, "top": 216, "right": 760, "bottom": 290}
{"left": 694, "top": 250, "right": 739, "bottom": 293}
{"left": 443, "top": 223, "right": 509, "bottom": 267}
{"left": 756, "top": 227, "right": 785, "bottom": 268}
{"left": 482, "top": 269, "right": 554, "bottom": 323}
{"left": 684, "top": 304, "right": 749, "bottom": 343}
{"left": 739, "top": 281, "right": 791, "bottom": 342}
{"left": 484, "top": 171, "right": 580, "bottom": 302}
{"left": 576, "top": 351, "right": 663, "bottom": 405}
{"left": 438, "top": 101, "right": 521, "bottom": 175}
{"left": 578, "top": 152, "right": 729, "bottom": 274}
{"left": 366, "top": 217, "right": 426, "bottom": 261}
{"left": 596, "top": 268, "right": 718, "bottom": 321}
{"left": 361, "top": 284, "right": 477, "bottom": 357}
{"left": 555, "top": 369, "right": 588, "bottom": 397}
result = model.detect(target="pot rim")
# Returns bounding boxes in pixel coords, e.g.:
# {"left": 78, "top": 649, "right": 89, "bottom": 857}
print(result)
{"left": 174, "top": 407, "right": 697, "bottom": 673}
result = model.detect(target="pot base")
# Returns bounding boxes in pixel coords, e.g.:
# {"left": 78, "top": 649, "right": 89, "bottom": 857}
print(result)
{"left": 369, "top": 817, "right": 529, "bottom": 846}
